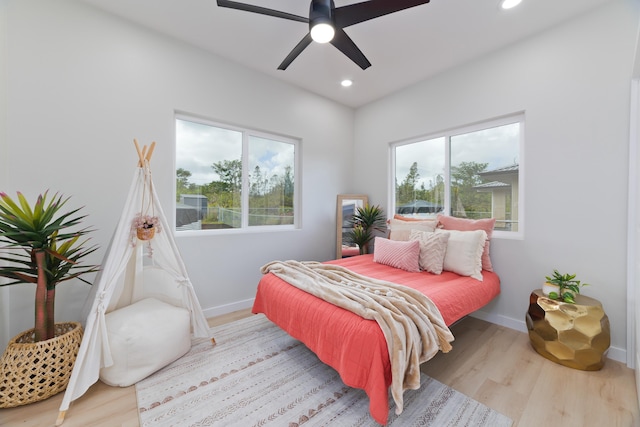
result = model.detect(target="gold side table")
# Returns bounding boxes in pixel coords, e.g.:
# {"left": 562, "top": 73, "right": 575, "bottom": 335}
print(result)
{"left": 525, "top": 289, "right": 610, "bottom": 371}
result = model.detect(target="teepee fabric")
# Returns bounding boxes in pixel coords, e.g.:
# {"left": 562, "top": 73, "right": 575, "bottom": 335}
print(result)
{"left": 56, "top": 146, "right": 210, "bottom": 425}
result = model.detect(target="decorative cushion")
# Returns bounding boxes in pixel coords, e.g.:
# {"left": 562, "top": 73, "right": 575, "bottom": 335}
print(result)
{"left": 435, "top": 229, "right": 487, "bottom": 281}
{"left": 409, "top": 229, "right": 450, "bottom": 274}
{"left": 437, "top": 215, "right": 496, "bottom": 271}
{"left": 387, "top": 218, "right": 437, "bottom": 241}
{"left": 393, "top": 214, "right": 433, "bottom": 222}
{"left": 100, "top": 297, "right": 191, "bottom": 387}
{"left": 372, "top": 237, "right": 421, "bottom": 272}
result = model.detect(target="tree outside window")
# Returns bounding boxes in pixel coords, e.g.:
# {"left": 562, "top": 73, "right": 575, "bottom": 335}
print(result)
{"left": 175, "top": 116, "right": 298, "bottom": 231}
{"left": 393, "top": 115, "right": 522, "bottom": 234}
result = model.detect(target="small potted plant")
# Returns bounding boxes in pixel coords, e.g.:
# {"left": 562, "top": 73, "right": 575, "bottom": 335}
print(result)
{"left": 131, "top": 212, "right": 161, "bottom": 242}
{"left": 543, "top": 269, "right": 589, "bottom": 304}
{"left": 0, "top": 190, "right": 99, "bottom": 407}
{"left": 346, "top": 204, "right": 386, "bottom": 255}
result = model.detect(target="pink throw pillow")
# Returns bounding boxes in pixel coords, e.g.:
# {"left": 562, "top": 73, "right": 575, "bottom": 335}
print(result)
{"left": 373, "top": 237, "right": 421, "bottom": 273}
{"left": 437, "top": 215, "right": 496, "bottom": 272}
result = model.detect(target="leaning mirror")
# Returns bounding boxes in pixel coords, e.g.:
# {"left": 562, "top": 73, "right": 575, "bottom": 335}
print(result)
{"left": 336, "top": 194, "right": 368, "bottom": 259}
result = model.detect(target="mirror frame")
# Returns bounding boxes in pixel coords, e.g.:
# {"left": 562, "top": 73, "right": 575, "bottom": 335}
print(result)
{"left": 336, "top": 194, "right": 368, "bottom": 259}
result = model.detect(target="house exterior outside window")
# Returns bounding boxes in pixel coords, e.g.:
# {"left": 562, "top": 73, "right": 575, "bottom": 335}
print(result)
{"left": 391, "top": 114, "right": 523, "bottom": 237}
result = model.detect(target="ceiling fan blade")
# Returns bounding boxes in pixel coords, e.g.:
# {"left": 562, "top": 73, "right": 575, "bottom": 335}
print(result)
{"left": 217, "top": 0, "right": 308, "bottom": 23}
{"left": 333, "top": 0, "right": 430, "bottom": 28}
{"left": 330, "top": 28, "right": 371, "bottom": 70}
{"left": 278, "top": 33, "right": 313, "bottom": 70}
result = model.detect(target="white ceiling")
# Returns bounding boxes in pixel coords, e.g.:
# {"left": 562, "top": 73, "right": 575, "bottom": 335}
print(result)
{"left": 81, "top": 0, "right": 615, "bottom": 108}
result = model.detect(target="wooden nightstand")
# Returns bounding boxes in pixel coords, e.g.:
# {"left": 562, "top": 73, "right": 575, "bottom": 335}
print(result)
{"left": 525, "top": 289, "right": 610, "bottom": 371}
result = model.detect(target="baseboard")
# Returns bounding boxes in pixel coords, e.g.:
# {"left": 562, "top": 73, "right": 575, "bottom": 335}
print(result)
{"left": 470, "top": 310, "right": 628, "bottom": 365}
{"left": 202, "top": 298, "right": 254, "bottom": 319}
{"left": 636, "top": 353, "right": 640, "bottom": 409}
{"left": 470, "top": 310, "right": 527, "bottom": 333}
{"left": 202, "top": 301, "right": 629, "bottom": 366}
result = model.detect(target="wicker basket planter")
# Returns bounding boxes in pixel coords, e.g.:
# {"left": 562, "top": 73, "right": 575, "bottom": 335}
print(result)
{"left": 0, "top": 322, "right": 83, "bottom": 408}
{"left": 137, "top": 226, "right": 156, "bottom": 241}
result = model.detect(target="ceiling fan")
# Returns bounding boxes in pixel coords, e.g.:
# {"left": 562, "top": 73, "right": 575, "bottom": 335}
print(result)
{"left": 216, "top": 0, "right": 431, "bottom": 70}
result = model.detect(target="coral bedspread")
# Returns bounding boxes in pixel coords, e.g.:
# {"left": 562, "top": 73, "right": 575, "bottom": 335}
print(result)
{"left": 251, "top": 254, "right": 500, "bottom": 425}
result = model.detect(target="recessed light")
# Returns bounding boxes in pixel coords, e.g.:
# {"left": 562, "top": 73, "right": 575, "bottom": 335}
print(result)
{"left": 500, "top": 0, "right": 522, "bottom": 10}
{"left": 341, "top": 79, "right": 353, "bottom": 87}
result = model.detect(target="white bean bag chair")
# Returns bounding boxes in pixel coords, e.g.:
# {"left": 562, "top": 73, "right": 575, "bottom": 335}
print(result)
{"left": 99, "top": 297, "right": 191, "bottom": 387}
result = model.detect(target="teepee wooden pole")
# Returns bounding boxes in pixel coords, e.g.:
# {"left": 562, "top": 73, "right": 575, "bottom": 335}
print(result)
{"left": 133, "top": 139, "right": 145, "bottom": 167}
{"left": 133, "top": 139, "right": 156, "bottom": 167}
{"left": 55, "top": 410, "right": 66, "bottom": 426}
{"left": 146, "top": 141, "right": 156, "bottom": 163}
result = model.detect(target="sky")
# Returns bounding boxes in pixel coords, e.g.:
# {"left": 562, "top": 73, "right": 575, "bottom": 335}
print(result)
{"left": 177, "top": 117, "right": 518, "bottom": 191}
{"left": 176, "top": 118, "right": 295, "bottom": 187}
{"left": 394, "top": 122, "right": 520, "bottom": 189}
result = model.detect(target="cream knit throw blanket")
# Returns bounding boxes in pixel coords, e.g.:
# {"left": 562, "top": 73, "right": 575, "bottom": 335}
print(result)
{"left": 260, "top": 260, "right": 454, "bottom": 416}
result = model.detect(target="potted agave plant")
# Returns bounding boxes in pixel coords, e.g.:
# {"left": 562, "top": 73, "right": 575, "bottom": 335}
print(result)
{"left": 0, "top": 191, "right": 99, "bottom": 407}
{"left": 346, "top": 204, "right": 386, "bottom": 255}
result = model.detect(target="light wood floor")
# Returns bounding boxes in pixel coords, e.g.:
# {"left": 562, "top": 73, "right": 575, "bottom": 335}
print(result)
{"left": 2, "top": 309, "right": 638, "bottom": 427}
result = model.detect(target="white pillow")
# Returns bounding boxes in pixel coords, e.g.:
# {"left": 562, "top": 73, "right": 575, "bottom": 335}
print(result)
{"left": 387, "top": 218, "right": 437, "bottom": 241}
{"left": 100, "top": 298, "right": 191, "bottom": 387}
{"left": 409, "top": 229, "right": 450, "bottom": 274}
{"left": 436, "top": 215, "right": 496, "bottom": 271}
{"left": 435, "top": 229, "right": 486, "bottom": 281}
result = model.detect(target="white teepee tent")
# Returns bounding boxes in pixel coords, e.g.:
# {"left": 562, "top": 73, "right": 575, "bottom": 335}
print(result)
{"left": 56, "top": 141, "right": 211, "bottom": 425}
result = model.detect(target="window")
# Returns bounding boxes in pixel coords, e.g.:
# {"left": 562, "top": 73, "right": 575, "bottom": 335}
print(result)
{"left": 391, "top": 114, "right": 523, "bottom": 236}
{"left": 175, "top": 115, "right": 299, "bottom": 232}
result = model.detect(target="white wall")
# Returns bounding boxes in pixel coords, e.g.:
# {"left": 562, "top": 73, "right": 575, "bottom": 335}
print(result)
{"left": 354, "top": 0, "right": 639, "bottom": 362}
{"left": 0, "top": 1, "right": 9, "bottom": 347}
{"left": 1, "top": 0, "right": 354, "bottom": 349}
{"left": 3, "top": 0, "right": 638, "bottom": 365}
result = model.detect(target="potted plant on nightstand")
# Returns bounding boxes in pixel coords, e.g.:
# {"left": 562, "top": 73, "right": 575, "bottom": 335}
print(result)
{"left": 346, "top": 204, "right": 386, "bottom": 255}
{"left": 543, "top": 269, "right": 589, "bottom": 303}
{"left": 0, "top": 191, "right": 99, "bottom": 408}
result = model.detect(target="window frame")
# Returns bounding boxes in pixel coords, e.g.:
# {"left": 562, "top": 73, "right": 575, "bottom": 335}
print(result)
{"left": 175, "top": 112, "right": 301, "bottom": 234}
{"left": 389, "top": 113, "right": 524, "bottom": 240}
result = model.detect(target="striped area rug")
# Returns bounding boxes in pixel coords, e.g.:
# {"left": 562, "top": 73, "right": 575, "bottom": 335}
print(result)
{"left": 135, "top": 314, "right": 512, "bottom": 427}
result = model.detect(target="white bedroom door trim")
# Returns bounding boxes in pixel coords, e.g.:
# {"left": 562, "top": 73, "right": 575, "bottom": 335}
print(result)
{"left": 629, "top": 79, "right": 639, "bottom": 372}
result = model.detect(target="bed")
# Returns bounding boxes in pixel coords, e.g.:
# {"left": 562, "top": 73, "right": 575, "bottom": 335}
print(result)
{"left": 252, "top": 253, "right": 500, "bottom": 425}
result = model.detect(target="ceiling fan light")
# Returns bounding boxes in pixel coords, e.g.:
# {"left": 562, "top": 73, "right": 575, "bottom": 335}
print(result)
{"left": 500, "top": 0, "right": 522, "bottom": 10}
{"left": 310, "top": 22, "right": 335, "bottom": 43}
